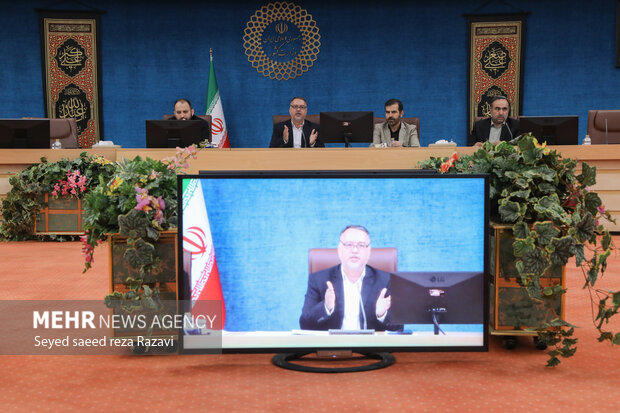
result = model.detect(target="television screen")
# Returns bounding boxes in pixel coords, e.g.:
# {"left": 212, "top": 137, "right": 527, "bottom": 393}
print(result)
{"left": 0, "top": 119, "right": 50, "bottom": 148}
{"left": 519, "top": 116, "right": 579, "bottom": 145}
{"left": 177, "top": 171, "right": 489, "bottom": 355}
{"left": 319, "top": 112, "right": 374, "bottom": 146}
{"left": 145, "top": 119, "right": 209, "bottom": 148}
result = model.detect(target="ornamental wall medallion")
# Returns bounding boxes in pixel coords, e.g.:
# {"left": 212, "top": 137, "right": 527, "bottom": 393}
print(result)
{"left": 243, "top": 2, "right": 321, "bottom": 81}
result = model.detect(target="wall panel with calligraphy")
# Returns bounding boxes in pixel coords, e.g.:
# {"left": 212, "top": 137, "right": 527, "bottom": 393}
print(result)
{"left": 467, "top": 14, "right": 527, "bottom": 145}
{"left": 39, "top": 11, "right": 103, "bottom": 148}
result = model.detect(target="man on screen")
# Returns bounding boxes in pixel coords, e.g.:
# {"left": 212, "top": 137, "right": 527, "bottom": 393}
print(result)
{"left": 171, "top": 98, "right": 210, "bottom": 142}
{"left": 372, "top": 99, "right": 419, "bottom": 147}
{"left": 269, "top": 97, "right": 324, "bottom": 148}
{"left": 299, "top": 225, "right": 399, "bottom": 331}
{"left": 470, "top": 96, "right": 519, "bottom": 146}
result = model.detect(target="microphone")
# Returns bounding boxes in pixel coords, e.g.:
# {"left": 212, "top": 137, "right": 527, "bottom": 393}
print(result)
{"left": 302, "top": 129, "right": 307, "bottom": 148}
{"left": 503, "top": 121, "right": 513, "bottom": 141}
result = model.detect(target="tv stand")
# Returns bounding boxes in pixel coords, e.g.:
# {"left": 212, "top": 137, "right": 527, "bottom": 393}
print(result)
{"left": 272, "top": 351, "right": 395, "bottom": 373}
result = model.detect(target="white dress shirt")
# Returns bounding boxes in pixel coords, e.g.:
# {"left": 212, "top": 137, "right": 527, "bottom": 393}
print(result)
{"left": 292, "top": 122, "right": 303, "bottom": 148}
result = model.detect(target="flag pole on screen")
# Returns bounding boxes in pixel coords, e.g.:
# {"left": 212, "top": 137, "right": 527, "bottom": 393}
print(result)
{"left": 182, "top": 178, "right": 226, "bottom": 328}
{"left": 206, "top": 49, "right": 230, "bottom": 148}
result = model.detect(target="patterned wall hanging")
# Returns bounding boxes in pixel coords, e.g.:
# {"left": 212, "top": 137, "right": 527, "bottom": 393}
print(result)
{"left": 467, "top": 14, "right": 527, "bottom": 144}
{"left": 39, "top": 11, "right": 103, "bottom": 148}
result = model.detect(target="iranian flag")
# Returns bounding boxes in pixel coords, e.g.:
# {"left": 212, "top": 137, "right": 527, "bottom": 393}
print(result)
{"left": 206, "top": 50, "right": 230, "bottom": 148}
{"left": 182, "top": 178, "right": 225, "bottom": 328}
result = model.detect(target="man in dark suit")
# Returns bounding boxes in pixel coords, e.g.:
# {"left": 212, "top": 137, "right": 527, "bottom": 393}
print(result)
{"left": 171, "top": 98, "right": 210, "bottom": 142}
{"left": 299, "top": 225, "right": 399, "bottom": 331}
{"left": 269, "top": 96, "right": 323, "bottom": 147}
{"left": 470, "top": 96, "right": 519, "bottom": 146}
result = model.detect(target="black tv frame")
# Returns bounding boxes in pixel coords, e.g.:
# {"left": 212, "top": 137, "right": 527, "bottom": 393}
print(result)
{"left": 518, "top": 116, "right": 579, "bottom": 145}
{"left": 145, "top": 119, "right": 208, "bottom": 148}
{"left": 319, "top": 112, "right": 374, "bottom": 147}
{"left": 0, "top": 119, "right": 50, "bottom": 148}
{"left": 177, "top": 170, "right": 490, "bottom": 370}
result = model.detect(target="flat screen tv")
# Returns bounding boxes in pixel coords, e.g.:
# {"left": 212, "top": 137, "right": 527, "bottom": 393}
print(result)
{"left": 0, "top": 119, "right": 50, "bottom": 148}
{"left": 518, "top": 116, "right": 579, "bottom": 145}
{"left": 177, "top": 171, "right": 489, "bottom": 369}
{"left": 145, "top": 120, "right": 209, "bottom": 148}
{"left": 319, "top": 112, "right": 374, "bottom": 146}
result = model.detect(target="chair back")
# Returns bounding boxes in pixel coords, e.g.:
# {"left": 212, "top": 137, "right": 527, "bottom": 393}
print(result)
{"left": 587, "top": 110, "right": 620, "bottom": 144}
{"left": 273, "top": 115, "right": 320, "bottom": 126}
{"left": 163, "top": 114, "right": 212, "bottom": 123}
{"left": 22, "top": 117, "right": 79, "bottom": 148}
{"left": 308, "top": 247, "right": 397, "bottom": 274}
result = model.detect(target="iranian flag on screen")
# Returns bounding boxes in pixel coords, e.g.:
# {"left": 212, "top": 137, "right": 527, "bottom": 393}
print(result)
{"left": 206, "top": 50, "right": 230, "bottom": 148}
{"left": 182, "top": 178, "right": 225, "bottom": 328}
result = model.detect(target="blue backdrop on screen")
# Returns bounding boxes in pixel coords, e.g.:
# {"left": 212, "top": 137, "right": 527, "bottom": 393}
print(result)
{"left": 0, "top": 0, "right": 618, "bottom": 147}
{"left": 198, "top": 176, "right": 485, "bottom": 332}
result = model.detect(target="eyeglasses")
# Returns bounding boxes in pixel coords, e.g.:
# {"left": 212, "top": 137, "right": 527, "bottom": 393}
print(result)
{"left": 290, "top": 105, "right": 307, "bottom": 110}
{"left": 340, "top": 240, "right": 370, "bottom": 249}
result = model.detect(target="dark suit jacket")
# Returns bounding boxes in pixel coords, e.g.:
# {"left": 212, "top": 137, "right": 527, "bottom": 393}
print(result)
{"left": 269, "top": 119, "right": 323, "bottom": 148}
{"left": 469, "top": 117, "right": 519, "bottom": 146}
{"left": 299, "top": 264, "right": 401, "bottom": 331}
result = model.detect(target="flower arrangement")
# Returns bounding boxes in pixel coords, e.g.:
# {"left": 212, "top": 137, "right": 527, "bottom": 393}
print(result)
{"left": 81, "top": 145, "right": 199, "bottom": 340}
{"left": 81, "top": 147, "right": 198, "bottom": 270}
{"left": 52, "top": 170, "right": 88, "bottom": 197}
{"left": 419, "top": 134, "right": 618, "bottom": 366}
{"left": 0, "top": 153, "right": 116, "bottom": 241}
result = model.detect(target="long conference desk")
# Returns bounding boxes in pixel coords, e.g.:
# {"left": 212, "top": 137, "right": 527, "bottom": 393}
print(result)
{"left": 1, "top": 146, "right": 619, "bottom": 231}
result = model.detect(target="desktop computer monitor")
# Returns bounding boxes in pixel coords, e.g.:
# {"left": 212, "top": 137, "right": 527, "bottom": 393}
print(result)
{"left": 319, "top": 112, "right": 374, "bottom": 146}
{"left": 0, "top": 119, "right": 50, "bottom": 148}
{"left": 519, "top": 116, "right": 579, "bottom": 145}
{"left": 145, "top": 120, "right": 209, "bottom": 148}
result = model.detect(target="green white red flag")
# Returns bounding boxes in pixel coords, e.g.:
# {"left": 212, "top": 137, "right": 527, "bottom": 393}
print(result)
{"left": 182, "top": 178, "right": 225, "bottom": 327}
{"left": 206, "top": 50, "right": 230, "bottom": 148}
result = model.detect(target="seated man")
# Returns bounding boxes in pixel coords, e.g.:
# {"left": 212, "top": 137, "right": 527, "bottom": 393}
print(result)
{"left": 299, "top": 225, "right": 400, "bottom": 331}
{"left": 171, "top": 98, "right": 210, "bottom": 142}
{"left": 372, "top": 99, "right": 419, "bottom": 147}
{"left": 269, "top": 97, "right": 323, "bottom": 147}
{"left": 470, "top": 96, "right": 519, "bottom": 146}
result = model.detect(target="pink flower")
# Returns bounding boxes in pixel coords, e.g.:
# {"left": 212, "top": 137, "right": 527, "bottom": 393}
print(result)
{"left": 156, "top": 196, "right": 165, "bottom": 210}
{"left": 598, "top": 205, "right": 606, "bottom": 214}
{"left": 135, "top": 194, "right": 151, "bottom": 211}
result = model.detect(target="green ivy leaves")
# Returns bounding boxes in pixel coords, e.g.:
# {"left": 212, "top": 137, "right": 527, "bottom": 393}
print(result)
{"left": 418, "top": 134, "right": 617, "bottom": 366}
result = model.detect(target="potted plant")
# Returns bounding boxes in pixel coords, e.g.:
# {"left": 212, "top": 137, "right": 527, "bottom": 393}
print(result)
{"left": 419, "top": 134, "right": 618, "bottom": 366}
{"left": 0, "top": 153, "right": 116, "bottom": 240}
{"left": 81, "top": 146, "right": 198, "bottom": 350}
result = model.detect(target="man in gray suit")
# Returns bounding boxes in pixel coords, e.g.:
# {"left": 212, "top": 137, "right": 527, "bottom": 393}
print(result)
{"left": 372, "top": 99, "right": 419, "bottom": 147}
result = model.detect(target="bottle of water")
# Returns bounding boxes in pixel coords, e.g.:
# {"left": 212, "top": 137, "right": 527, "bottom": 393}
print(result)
{"left": 583, "top": 135, "right": 591, "bottom": 145}
{"left": 52, "top": 139, "right": 62, "bottom": 149}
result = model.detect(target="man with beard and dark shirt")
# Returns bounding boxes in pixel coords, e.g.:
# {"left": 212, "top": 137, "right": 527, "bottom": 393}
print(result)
{"left": 171, "top": 98, "right": 210, "bottom": 142}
